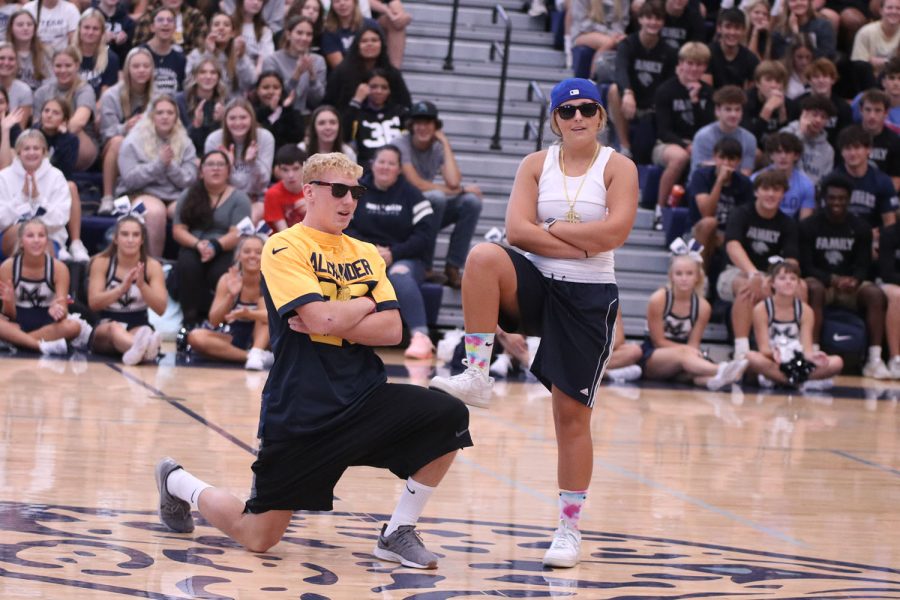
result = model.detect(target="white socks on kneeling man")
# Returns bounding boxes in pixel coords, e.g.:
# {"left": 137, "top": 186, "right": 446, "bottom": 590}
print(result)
{"left": 166, "top": 468, "right": 212, "bottom": 510}
{"left": 385, "top": 478, "right": 435, "bottom": 536}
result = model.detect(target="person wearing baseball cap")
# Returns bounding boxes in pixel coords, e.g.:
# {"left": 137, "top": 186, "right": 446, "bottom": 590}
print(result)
{"left": 393, "top": 100, "right": 482, "bottom": 289}
{"left": 430, "top": 76, "right": 639, "bottom": 569}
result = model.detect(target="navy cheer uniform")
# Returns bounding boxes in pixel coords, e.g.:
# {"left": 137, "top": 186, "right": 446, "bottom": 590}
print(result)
{"left": 13, "top": 253, "right": 56, "bottom": 332}
{"left": 99, "top": 255, "right": 150, "bottom": 329}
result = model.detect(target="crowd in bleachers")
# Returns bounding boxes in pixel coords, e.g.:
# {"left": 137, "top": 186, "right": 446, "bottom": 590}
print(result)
{"left": 540, "top": 0, "right": 899, "bottom": 385}
{"left": 0, "top": 0, "right": 493, "bottom": 367}
{"left": 0, "top": 0, "right": 897, "bottom": 386}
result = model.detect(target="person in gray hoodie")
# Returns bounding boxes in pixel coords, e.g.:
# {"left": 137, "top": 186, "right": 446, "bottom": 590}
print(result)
{"left": 779, "top": 93, "right": 836, "bottom": 184}
{"left": 261, "top": 15, "right": 326, "bottom": 116}
{"left": 204, "top": 97, "right": 274, "bottom": 222}
{"left": 116, "top": 94, "right": 199, "bottom": 258}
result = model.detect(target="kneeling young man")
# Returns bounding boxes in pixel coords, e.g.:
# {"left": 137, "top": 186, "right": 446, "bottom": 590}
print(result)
{"left": 155, "top": 153, "right": 473, "bottom": 569}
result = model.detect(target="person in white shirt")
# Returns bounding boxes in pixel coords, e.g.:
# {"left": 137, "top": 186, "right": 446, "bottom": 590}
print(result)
{"left": 23, "top": 0, "right": 80, "bottom": 52}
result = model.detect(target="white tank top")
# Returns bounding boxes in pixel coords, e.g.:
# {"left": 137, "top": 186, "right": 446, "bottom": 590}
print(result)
{"left": 527, "top": 144, "right": 617, "bottom": 284}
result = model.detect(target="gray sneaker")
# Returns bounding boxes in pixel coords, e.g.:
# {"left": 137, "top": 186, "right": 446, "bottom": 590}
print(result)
{"left": 373, "top": 524, "right": 438, "bottom": 569}
{"left": 155, "top": 457, "right": 194, "bottom": 533}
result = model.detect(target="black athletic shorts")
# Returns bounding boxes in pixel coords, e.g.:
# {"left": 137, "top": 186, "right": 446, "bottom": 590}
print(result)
{"left": 497, "top": 247, "right": 618, "bottom": 408}
{"left": 244, "top": 383, "right": 473, "bottom": 513}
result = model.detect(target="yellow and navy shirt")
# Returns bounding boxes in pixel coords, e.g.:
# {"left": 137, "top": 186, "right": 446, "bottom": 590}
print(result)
{"left": 259, "top": 223, "right": 399, "bottom": 439}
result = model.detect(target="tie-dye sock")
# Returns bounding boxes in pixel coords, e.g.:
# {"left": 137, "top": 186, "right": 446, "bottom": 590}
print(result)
{"left": 558, "top": 489, "right": 587, "bottom": 530}
{"left": 464, "top": 333, "right": 495, "bottom": 377}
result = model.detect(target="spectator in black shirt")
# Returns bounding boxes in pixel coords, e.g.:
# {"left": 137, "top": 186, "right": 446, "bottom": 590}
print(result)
{"left": 607, "top": 0, "right": 675, "bottom": 162}
{"left": 800, "top": 57, "right": 852, "bottom": 148}
{"left": 879, "top": 220, "right": 900, "bottom": 377}
{"left": 651, "top": 42, "right": 714, "bottom": 229}
{"left": 687, "top": 137, "right": 754, "bottom": 270}
{"left": 706, "top": 8, "right": 759, "bottom": 89}
{"left": 716, "top": 169, "right": 800, "bottom": 359}
{"left": 742, "top": 60, "right": 799, "bottom": 151}
{"left": 660, "top": 0, "right": 705, "bottom": 51}
{"left": 831, "top": 125, "right": 899, "bottom": 231}
{"left": 857, "top": 88, "right": 900, "bottom": 189}
{"left": 800, "top": 173, "right": 888, "bottom": 379}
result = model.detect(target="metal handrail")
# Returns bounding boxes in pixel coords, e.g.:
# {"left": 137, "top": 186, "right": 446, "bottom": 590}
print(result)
{"left": 442, "top": 0, "right": 462, "bottom": 70}
{"left": 489, "top": 4, "right": 511, "bottom": 150}
{"left": 524, "top": 80, "right": 547, "bottom": 151}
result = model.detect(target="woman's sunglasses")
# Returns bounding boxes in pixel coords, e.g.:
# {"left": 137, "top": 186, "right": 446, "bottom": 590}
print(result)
{"left": 555, "top": 103, "right": 602, "bottom": 120}
{"left": 310, "top": 180, "right": 367, "bottom": 200}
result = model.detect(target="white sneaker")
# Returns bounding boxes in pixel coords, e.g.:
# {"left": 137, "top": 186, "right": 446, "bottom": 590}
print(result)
{"left": 68, "top": 314, "right": 93, "bottom": 351}
{"left": 606, "top": 364, "right": 642, "bottom": 382}
{"left": 542, "top": 521, "right": 581, "bottom": 568}
{"left": 800, "top": 378, "right": 834, "bottom": 392}
{"left": 528, "top": 0, "right": 548, "bottom": 16}
{"left": 143, "top": 330, "right": 162, "bottom": 362}
{"left": 57, "top": 247, "right": 72, "bottom": 262}
{"left": 245, "top": 347, "right": 268, "bottom": 370}
{"left": 758, "top": 374, "right": 775, "bottom": 388}
{"left": 706, "top": 358, "right": 748, "bottom": 391}
{"left": 430, "top": 361, "right": 494, "bottom": 408}
{"left": 863, "top": 358, "right": 891, "bottom": 380}
{"left": 38, "top": 338, "right": 68, "bottom": 356}
{"left": 97, "top": 195, "right": 115, "bottom": 215}
{"left": 68, "top": 239, "right": 90, "bottom": 262}
{"left": 888, "top": 356, "right": 900, "bottom": 379}
{"left": 123, "top": 326, "right": 152, "bottom": 365}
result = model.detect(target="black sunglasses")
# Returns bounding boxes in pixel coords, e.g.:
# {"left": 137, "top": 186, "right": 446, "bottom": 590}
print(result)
{"left": 556, "top": 103, "right": 602, "bottom": 120}
{"left": 310, "top": 180, "right": 367, "bottom": 200}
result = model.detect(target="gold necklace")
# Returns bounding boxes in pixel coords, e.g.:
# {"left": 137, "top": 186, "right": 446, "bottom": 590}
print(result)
{"left": 559, "top": 143, "right": 600, "bottom": 223}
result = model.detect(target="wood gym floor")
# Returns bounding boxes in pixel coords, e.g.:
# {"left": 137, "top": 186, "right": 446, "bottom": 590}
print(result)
{"left": 0, "top": 348, "right": 898, "bottom": 599}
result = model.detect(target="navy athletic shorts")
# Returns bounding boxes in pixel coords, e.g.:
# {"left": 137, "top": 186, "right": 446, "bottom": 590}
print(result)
{"left": 498, "top": 247, "right": 618, "bottom": 408}
{"left": 244, "top": 383, "right": 473, "bottom": 513}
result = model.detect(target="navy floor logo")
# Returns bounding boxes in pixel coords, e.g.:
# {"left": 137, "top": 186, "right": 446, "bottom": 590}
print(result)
{"left": 1, "top": 501, "right": 898, "bottom": 598}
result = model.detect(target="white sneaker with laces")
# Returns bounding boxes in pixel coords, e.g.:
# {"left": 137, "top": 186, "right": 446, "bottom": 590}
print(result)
{"left": 863, "top": 358, "right": 891, "bottom": 380}
{"left": 606, "top": 364, "right": 642, "bottom": 382}
{"left": 123, "top": 327, "right": 152, "bottom": 365}
{"left": 430, "top": 361, "right": 494, "bottom": 408}
{"left": 245, "top": 347, "right": 267, "bottom": 370}
{"left": 68, "top": 239, "right": 90, "bottom": 262}
{"left": 38, "top": 338, "right": 68, "bottom": 356}
{"left": 542, "top": 521, "right": 581, "bottom": 568}
{"left": 707, "top": 358, "right": 748, "bottom": 390}
{"left": 57, "top": 247, "right": 72, "bottom": 262}
{"left": 888, "top": 356, "right": 900, "bottom": 379}
{"left": 143, "top": 330, "right": 162, "bottom": 362}
{"left": 97, "top": 196, "right": 115, "bottom": 215}
{"left": 68, "top": 314, "right": 93, "bottom": 351}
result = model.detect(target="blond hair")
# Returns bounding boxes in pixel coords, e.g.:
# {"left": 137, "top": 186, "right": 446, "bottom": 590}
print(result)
{"left": 678, "top": 42, "right": 711, "bottom": 64}
{"left": 135, "top": 94, "right": 191, "bottom": 161}
{"left": 668, "top": 254, "right": 706, "bottom": 295}
{"left": 74, "top": 9, "right": 109, "bottom": 77}
{"left": 303, "top": 152, "right": 363, "bottom": 184}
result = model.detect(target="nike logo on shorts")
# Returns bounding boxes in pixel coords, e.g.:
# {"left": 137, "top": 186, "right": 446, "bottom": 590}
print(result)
{"left": 456, "top": 429, "right": 469, "bottom": 438}
{"left": 272, "top": 247, "right": 288, "bottom": 255}
{"left": 833, "top": 334, "right": 852, "bottom": 342}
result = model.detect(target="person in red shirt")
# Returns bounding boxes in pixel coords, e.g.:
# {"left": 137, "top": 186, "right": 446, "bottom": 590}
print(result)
{"left": 263, "top": 145, "right": 308, "bottom": 231}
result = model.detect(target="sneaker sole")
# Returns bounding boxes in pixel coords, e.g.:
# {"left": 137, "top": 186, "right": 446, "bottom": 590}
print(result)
{"left": 373, "top": 546, "right": 437, "bottom": 569}
{"left": 428, "top": 381, "right": 491, "bottom": 409}
{"left": 542, "top": 554, "right": 579, "bottom": 568}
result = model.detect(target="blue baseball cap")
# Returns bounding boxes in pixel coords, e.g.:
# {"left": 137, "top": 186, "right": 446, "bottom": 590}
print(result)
{"left": 549, "top": 78, "right": 603, "bottom": 113}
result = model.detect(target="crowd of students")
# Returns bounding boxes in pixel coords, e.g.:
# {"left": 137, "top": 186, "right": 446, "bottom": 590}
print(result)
{"left": 545, "top": 0, "right": 900, "bottom": 383}
{"left": 0, "top": 0, "right": 490, "bottom": 365}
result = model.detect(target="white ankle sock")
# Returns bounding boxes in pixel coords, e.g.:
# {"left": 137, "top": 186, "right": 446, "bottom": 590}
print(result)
{"left": 868, "top": 346, "right": 883, "bottom": 363}
{"left": 166, "top": 468, "right": 212, "bottom": 510}
{"left": 734, "top": 338, "right": 750, "bottom": 358}
{"left": 384, "top": 477, "right": 434, "bottom": 536}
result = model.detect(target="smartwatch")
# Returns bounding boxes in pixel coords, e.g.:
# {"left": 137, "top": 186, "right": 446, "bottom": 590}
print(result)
{"left": 542, "top": 217, "right": 558, "bottom": 232}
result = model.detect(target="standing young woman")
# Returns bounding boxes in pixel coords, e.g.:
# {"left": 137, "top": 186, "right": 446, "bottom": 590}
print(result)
{"left": 75, "top": 9, "right": 120, "bottom": 99}
{"left": 0, "top": 218, "right": 80, "bottom": 355}
{"left": 33, "top": 47, "right": 99, "bottom": 171}
{"left": 0, "top": 42, "right": 34, "bottom": 123}
{"left": 6, "top": 10, "right": 50, "bottom": 91}
{"left": 186, "top": 234, "right": 273, "bottom": 370}
{"left": 172, "top": 150, "right": 252, "bottom": 327}
{"left": 116, "top": 94, "right": 199, "bottom": 258}
{"left": 204, "top": 97, "right": 274, "bottom": 221}
{"left": 186, "top": 12, "right": 256, "bottom": 98}
{"left": 261, "top": 15, "right": 325, "bottom": 116}
{"left": 99, "top": 47, "right": 155, "bottom": 214}
{"left": 88, "top": 215, "right": 168, "bottom": 365}
{"left": 176, "top": 56, "right": 227, "bottom": 153}
{"left": 429, "top": 78, "right": 638, "bottom": 568}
